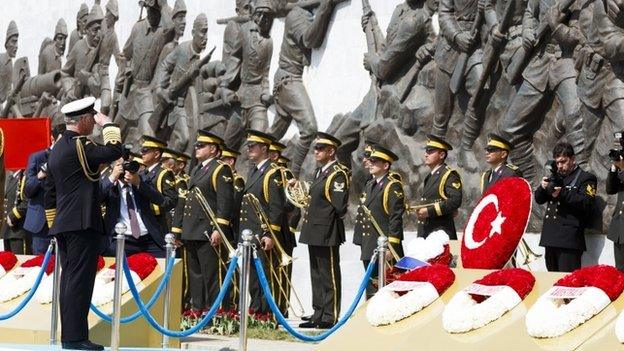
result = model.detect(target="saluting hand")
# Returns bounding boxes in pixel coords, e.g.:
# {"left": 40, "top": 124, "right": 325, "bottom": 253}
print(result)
{"left": 94, "top": 112, "right": 112, "bottom": 127}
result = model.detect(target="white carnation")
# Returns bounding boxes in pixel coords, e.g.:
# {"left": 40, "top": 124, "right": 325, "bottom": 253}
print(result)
{"left": 366, "top": 283, "right": 439, "bottom": 326}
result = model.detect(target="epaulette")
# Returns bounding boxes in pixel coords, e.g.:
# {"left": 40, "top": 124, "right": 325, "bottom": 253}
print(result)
{"left": 325, "top": 165, "right": 349, "bottom": 201}
{"left": 506, "top": 163, "right": 519, "bottom": 171}
{"left": 388, "top": 171, "right": 403, "bottom": 182}
{"left": 383, "top": 179, "right": 404, "bottom": 215}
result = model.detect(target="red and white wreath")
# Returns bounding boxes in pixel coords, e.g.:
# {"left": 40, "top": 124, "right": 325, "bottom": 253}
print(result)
{"left": 366, "top": 264, "right": 455, "bottom": 326}
{"left": 526, "top": 265, "right": 624, "bottom": 338}
{"left": 36, "top": 256, "right": 106, "bottom": 304}
{"left": 0, "top": 254, "right": 55, "bottom": 302}
{"left": 91, "top": 253, "right": 157, "bottom": 306}
{"left": 443, "top": 268, "right": 535, "bottom": 333}
{"left": 0, "top": 251, "right": 17, "bottom": 279}
{"left": 405, "top": 230, "right": 451, "bottom": 266}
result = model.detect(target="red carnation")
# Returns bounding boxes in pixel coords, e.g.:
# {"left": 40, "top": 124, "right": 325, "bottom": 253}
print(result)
{"left": 126, "top": 253, "right": 157, "bottom": 280}
{"left": 397, "top": 264, "right": 455, "bottom": 294}
{"left": 0, "top": 251, "right": 18, "bottom": 272}
{"left": 21, "top": 254, "right": 55, "bottom": 275}
{"left": 470, "top": 268, "right": 535, "bottom": 303}
{"left": 554, "top": 265, "right": 624, "bottom": 301}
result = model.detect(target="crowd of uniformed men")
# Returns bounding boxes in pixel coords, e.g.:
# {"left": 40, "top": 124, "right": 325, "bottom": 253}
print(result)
{"left": 2, "top": 95, "right": 615, "bottom": 349}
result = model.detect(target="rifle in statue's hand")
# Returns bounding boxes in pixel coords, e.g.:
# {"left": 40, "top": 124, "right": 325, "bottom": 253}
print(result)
{"left": 449, "top": 9, "right": 484, "bottom": 94}
{"left": 216, "top": 0, "right": 325, "bottom": 24}
{"left": 2, "top": 69, "right": 27, "bottom": 117}
{"left": 506, "top": 0, "right": 576, "bottom": 85}
{"left": 154, "top": 47, "right": 216, "bottom": 137}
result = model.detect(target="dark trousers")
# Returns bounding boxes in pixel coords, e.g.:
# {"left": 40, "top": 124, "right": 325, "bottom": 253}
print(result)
{"left": 614, "top": 243, "right": 624, "bottom": 272}
{"left": 31, "top": 234, "right": 51, "bottom": 255}
{"left": 249, "top": 247, "right": 271, "bottom": 314}
{"left": 57, "top": 230, "right": 100, "bottom": 343}
{"left": 544, "top": 246, "right": 583, "bottom": 272}
{"left": 363, "top": 260, "right": 377, "bottom": 300}
{"left": 106, "top": 235, "right": 166, "bottom": 258}
{"left": 308, "top": 245, "right": 341, "bottom": 325}
{"left": 184, "top": 240, "right": 232, "bottom": 311}
{"left": 3, "top": 237, "right": 32, "bottom": 254}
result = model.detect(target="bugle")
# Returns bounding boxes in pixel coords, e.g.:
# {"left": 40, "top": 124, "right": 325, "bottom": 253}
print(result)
{"left": 192, "top": 187, "right": 237, "bottom": 257}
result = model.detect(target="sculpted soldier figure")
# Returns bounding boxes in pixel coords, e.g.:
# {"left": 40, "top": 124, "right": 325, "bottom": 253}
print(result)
{"left": 157, "top": 0, "right": 187, "bottom": 66}
{"left": 68, "top": 3, "right": 89, "bottom": 54}
{"left": 497, "top": 0, "right": 584, "bottom": 182}
{"left": 115, "top": 0, "right": 174, "bottom": 145}
{"left": 98, "top": 0, "right": 121, "bottom": 115}
{"left": 39, "top": 19, "right": 68, "bottom": 75}
{"left": 268, "top": 0, "right": 346, "bottom": 177}
{"left": 220, "top": 0, "right": 275, "bottom": 150}
{"left": 155, "top": 14, "right": 208, "bottom": 153}
{"left": 61, "top": 5, "right": 105, "bottom": 102}
{"left": 0, "top": 21, "right": 18, "bottom": 106}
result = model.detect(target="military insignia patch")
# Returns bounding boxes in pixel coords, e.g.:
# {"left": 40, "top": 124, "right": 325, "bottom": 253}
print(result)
{"left": 333, "top": 181, "right": 345, "bottom": 192}
{"left": 586, "top": 184, "right": 596, "bottom": 197}
{"left": 452, "top": 182, "right": 462, "bottom": 189}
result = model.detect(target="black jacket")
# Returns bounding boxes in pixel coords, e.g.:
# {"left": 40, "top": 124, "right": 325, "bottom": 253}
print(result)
{"left": 417, "top": 164, "right": 463, "bottom": 239}
{"left": 144, "top": 163, "right": 178, "bottom": 233}
{"left": 480, "top": 163, "right": 523, "bottom": 193}
{"left": 2, "top": 170, "right": 27, "bottom": 239}
{"left": 606, "top": 169, "right": 624, "bottom": 244}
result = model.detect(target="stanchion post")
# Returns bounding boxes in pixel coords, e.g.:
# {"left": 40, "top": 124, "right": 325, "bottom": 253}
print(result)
{"left": 377, "top": 236, "right": 388, "bottom": 291}
{"left": 239, "top": 229, "right": 253, "bottom": 351}
{"left": 49, "top": 239, "right": 61, "bottom": 345}
{"left": 110, "top": 222, "right": 127, "bottom": 351}
{"left": 161, "top": 233, "right": 176, "bottom": 349}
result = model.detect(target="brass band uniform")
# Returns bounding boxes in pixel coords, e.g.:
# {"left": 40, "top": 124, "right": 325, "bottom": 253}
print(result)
{"left": 480, "top": 134, "right": 522, "bottom": 193}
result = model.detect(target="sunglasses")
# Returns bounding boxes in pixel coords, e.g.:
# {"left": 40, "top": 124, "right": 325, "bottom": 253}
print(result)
{"left": 140, "top": 147, "right": 156, "bottom": 154}
{"left": 194, "top": 143, "right": 209, "bottom": 149}
{"left": 313, "top": 144, "right": 331, "bottom": 151}
{"left": 485, "top": 147, "right": 503, "bottom": 153}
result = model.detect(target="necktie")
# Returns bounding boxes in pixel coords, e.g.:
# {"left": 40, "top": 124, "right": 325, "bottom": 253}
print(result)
{"left": 315, "top": 167, "right": 321, "bottom": 179}
{"left": 125, "top": 186, "right": 141, "bottom": 240}
{"left": 248, "top": 164, "right": 258, "bottom": 179}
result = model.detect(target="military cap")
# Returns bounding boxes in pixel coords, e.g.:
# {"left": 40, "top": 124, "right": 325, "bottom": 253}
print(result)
{"left": 269, "top": 140, "right": 286, "bottom": 153}
{"left": 172, "top": 0, "right": 187, "bottom": 17}
{"left": 106, "top": 0, "right": 119, "bottom": 18}
{"left": 77, "top": 3, "right": 90, "bottom": 20}
{"left": 278, "top": 155, "right": 290, "bottom": 166}
{"left": 314, "top": 132, "right": 341, "bottom": 148}
{"left": 55, "top": 19, "right": 68, "bottom": 38}
{"left": 176, "top": 153, "right": 191, "bottom": 163}
{"left": 140, "top": 135, "right": 167, "bottom": 150}
{"left": 370, "top": 145, "right": 399, "bottom": 164}
{"left": 425, "top": 134, "right": 453, "bottom": 151}
{"left": 86, "top": 4, "right": 105, "bottom": 27}
{"left": 5, "top": 21, "right": 18, "bottom": 44}
{"left": 196, "top": 129, "right": 224, "bottom": 146}
{"left": 221, "top": 146, "right": 241, "bottom": 159}
{"left": 140, "top": 0, "right": 161, "bottom": 10}
{"left": 254, "top": 0, "right": 274, "bottom": 13}
{"left": 246, "top": 129, "right": 274, "bottom": 145}
{"left": 60, "top": 96, "right": 97, "bottom": 119}
{"left": 485, "top": 133, "right": 513, "bottom": 152}
{"left": 160, "top": 147, "right": 178, "bottom": 160}
{"left": 194, "top": 13, "right": 208, "bottom": 31}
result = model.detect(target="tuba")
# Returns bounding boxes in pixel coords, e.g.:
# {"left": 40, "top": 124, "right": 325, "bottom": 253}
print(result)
{"left": 285, "top": 179, "right": 311, "bottom": 209}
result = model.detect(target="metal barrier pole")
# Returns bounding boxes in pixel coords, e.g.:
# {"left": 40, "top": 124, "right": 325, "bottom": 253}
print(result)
{"left": 49, "top": 239, "right": 61, "bottom": 345}
{"left": 239, "top": 230, "right": 253, "bottom": 351}
{"left": 110, "top": 222, "right": 127, "bottom": 351}
{"left": 161, "top": 233, "right": 176, "bottom": 349}
{"left": 377, "top": 236, "right": 388, "bottom": 291}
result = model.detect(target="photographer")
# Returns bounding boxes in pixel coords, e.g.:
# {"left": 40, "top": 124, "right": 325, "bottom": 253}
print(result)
{"left": 606, "top": 133, "right": 624, "bottom": 271}
{"left": 535, "top": 142, "right": 597, "bottom": 272}
{"left": 100, "top": 157, "right": 167, "bottom": 257}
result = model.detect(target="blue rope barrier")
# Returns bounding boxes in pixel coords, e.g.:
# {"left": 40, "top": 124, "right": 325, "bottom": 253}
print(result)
{"left": 89, "top": 252, "right": 176, "bottom": 324}
{"left": 253, "top": 254, "right": 377, "bottom": 342}
{"left": 0, "top": 245, "right": 54, "bottom": 321}
{"left": 123, "top": 254, "right": 238, "bottom": 337}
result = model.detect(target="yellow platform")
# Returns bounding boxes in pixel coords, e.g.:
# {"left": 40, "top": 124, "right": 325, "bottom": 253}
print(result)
{"left": 0, "top": 256, "right": 183, "bottom": 349}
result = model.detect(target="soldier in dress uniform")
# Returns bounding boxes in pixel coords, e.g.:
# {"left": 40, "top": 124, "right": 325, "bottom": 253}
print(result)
{"left": 353, "top": 146, "right": 405, "bottom": 299}
{"left": 39, "top": 19, "right": 68, "bottom": 75}
{"left": 480, "top": 133, "right": 522, "bottom": 193}
{"left": 298, "top": 132, "right": 348, "bottom": 329}
{"left": 221, "top": 146, "right": 245, "bottom": 234}
{"left": 139, "top": 136, "right": 178, "bottom": 234}
{"left": 535, "top": 142, "right": 597, "bottom": 272}
{"left": 415, "top": 135, "right": 463, "bottom": 239}
{"left": 606, "top": 143, "right": 624, "bottom": 271}
{"left": 2, "top": 169, "right": 30, "bottom": 254}
{"left": 44, "top": 96, "right": 122, "bottom": 350}
{"left": 0, "top": 21, "right": 18, "bottom": 106}
{"left": 172, "top": 130, "right": 235, "bottom": 313}
{"left": 239, "top": 130, "right": 283, "bottom": 317}
{"left": 68, "top": 3, "right": 89, "bottom": 54}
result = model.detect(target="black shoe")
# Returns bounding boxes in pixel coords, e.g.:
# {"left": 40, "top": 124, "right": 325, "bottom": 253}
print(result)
{"left": 301, "top": 314, "right": 314, "bottom": 321}
{"left": 62, "top": 340, "right": 104, "bottom": 350}
{"left": 316, "top": 322, "right": 335, "bottom": 329}
{"left": 298, "top": 321, "right": 318, "bottom": 328}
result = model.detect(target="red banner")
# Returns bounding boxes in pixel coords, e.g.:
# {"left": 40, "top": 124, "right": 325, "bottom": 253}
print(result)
{"left": 0, "top": 118, "right": 51, "bottom": 171}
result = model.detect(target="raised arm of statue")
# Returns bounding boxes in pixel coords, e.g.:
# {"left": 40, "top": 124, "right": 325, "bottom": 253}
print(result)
{"left": 301, "top": 0, "right": 343, "bottom": 49}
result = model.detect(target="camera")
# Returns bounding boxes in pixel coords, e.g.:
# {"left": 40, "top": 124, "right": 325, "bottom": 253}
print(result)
{"left": 121, "top": 144, "right": 140, "bottom": 174}
{"left": 609, "top": 131, "right": 624, "bottom": 162}
{"left": 545, "top": 160, "right": 563, "bottom": 194}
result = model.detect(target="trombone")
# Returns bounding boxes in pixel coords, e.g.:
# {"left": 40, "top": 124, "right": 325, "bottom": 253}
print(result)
{"left": 243, "top": 193, "right": 305, "bottom": 317}
{"left": 512, "top": 238, "right": 542, "bottom": 270}
{"left": 360, "top": 204, "right": 402, "bottom": 262}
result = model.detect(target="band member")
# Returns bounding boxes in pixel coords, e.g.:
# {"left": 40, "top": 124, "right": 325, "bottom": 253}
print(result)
{"left": 172, "top": 130, "right": 235, "bottom": 312}
{"left": 221, "top": 146, "right": 245, "bottom": 235}
{"left": 480, "top": 133, "right": 522, "bottom": 193}
{"left": 140, "top": 136, "right": 178, "bottom": 233}
{"left": 2, "top": 169, "right": 29, "bottom": 254}
{"left": 416, "top": 135, "right": 463, "bottom": 239}
{"left": 44, "top": 96, "right": 122, "bottom": 350}
{"left": 238, "top": 130, "right": 281, "bottom": 316}
{"left": 607, "top": 143, "right": 624, "bottom": 271}
{"left": 353, "top": 145, "right": 405, "bottom": 299}
{"left": 535, "top": 142, "right": 597, "bottom": 272}
{"left": 298, "top": 132, "right": 348, "bottom": 329}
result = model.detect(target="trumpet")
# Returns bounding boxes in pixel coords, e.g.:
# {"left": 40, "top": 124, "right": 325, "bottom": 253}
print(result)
{"left": 192, "top": 187, "right": 237, "bottom": 257}
{"left": 360, "top": 204, "right": 401, "bottom": 262}
{"left": 285, "top": 179, "right": 311, "bottom": 209}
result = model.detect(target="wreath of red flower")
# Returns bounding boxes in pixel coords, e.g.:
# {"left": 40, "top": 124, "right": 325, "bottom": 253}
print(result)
{"left": 96, "top": 256, "right": 105, "bottom": 271}
{"left": 110, "top": 253, "right": 157, "bottom": 280}
{"left": 429, "top": 244, "right": 451, "bottom": 266}
{"left": 21, "top": 254, "right": 55, "bottom": 275}
{"left": 554, "top": 265, "right": 624, "bottom": 301}
{"left": 461, "top": 177, "right": 531, "bottom": 269}
{"left": 0, "top": 251, "right": 18, "bottom": 272}
{"left": 396, "top": 264, "right": 456, "bottom": 295}
{"left": 470, "top": 268, "right": 535, "bottom": 303}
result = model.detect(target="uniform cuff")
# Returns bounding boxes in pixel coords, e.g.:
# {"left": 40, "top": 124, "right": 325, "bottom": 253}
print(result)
{"left": 434, "top": 202, "right": 443, "bottom": 216}
{"left": 171, "top": 227, "right": 182, "bottom": 234}
{"left": 388, "top": 237, "right": 401, "bottom": 244}
{"left": 45, "top": 208, "right": 56, "bottom": 228}
{"left": 216, "top": 218, "right": 230, "bottom": 225}
{"left": 102, "top": 124, "right": 122, "bottom": 145}
{"left": 11, "top": 207, "right": 22, "bottom": 220}
{"left": 270, "top": 223, "right": 281, "bottom": 232}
